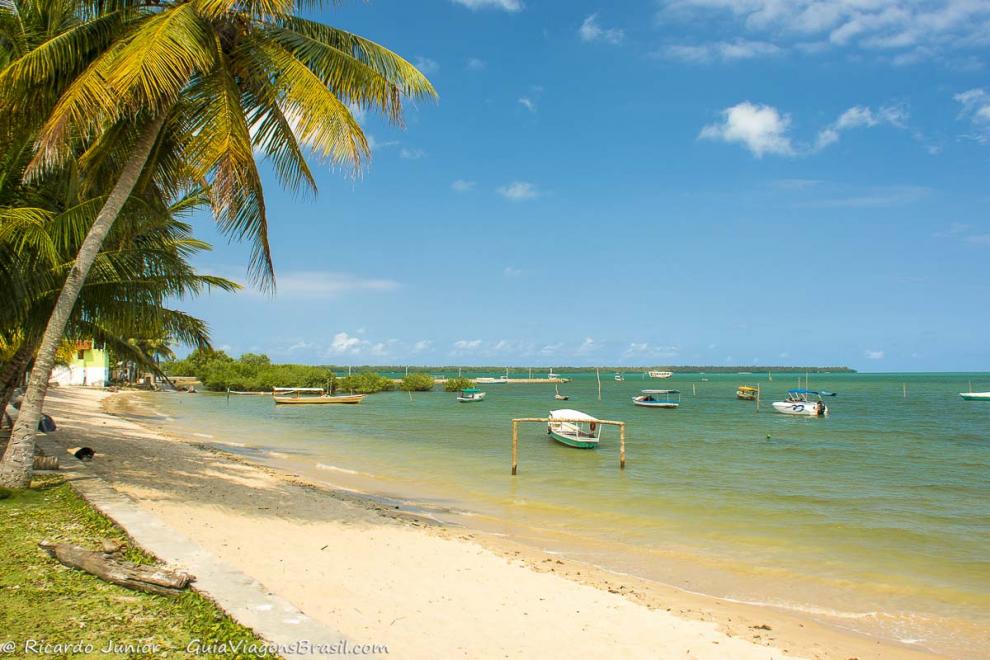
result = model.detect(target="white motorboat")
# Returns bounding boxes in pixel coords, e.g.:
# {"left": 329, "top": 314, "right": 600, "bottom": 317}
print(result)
{"left": 648, "top": 370, "right": 673, "bottom": 379}
{"left": 632, "top": 389, "right": 680, "bottom": 408}
{"left": 772, "top": 389, "right": 828, "bottom": 416}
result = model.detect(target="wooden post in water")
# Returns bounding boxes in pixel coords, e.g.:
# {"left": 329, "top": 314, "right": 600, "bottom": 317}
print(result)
{"left": 692, "top": 383, "right": 696, "bottom": 396}
{"left": 903, "top": 383, "right": 907, "bottom": 398}
{"left": 511, "top": 420, "right": 519, "bottom": 475}
{"left": 619, "top": 423, "right": 626, "bottom": 470}
{"left": 596, "top": 368, "right": 602, "bottom": 401}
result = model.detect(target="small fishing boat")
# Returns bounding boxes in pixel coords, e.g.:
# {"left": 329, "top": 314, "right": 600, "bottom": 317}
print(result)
{"left": 648, "top": 370, "right": 673, "bottom": 379}
{"left": 227, "top": 390, "right": 267, "bottom": 396}
{"left": 632, "top": 389, "right": 680, "bottom": 408}
{"left": 476, "top": 376, "right": 508, "bottom": 384}
{"left": 272, "top": 387, "right": 365, "bottom": 405}
{"left": 772, "top": 389, "right": 827, "bottom": 416}
{"left": 614, "top": 372, "right": 624, "bottom": 382}
{"left": 554, "top": 383, "right": 569, "bottom": 401}
{"left": 736, "top": 386, "right": 758, "bottom": 401}
{"left": 547, "top": 409, "right": 602, "bottom": 449}
{"left": 960, "top": 392, "right": 990, "bottom": 401}
{"left": 456, "top": 387, "right": 486, "bottom": 403}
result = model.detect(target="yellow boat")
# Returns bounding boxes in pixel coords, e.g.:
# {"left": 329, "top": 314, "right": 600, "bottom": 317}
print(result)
{"left": 272, "top": 387, "right": 365, "bottom": 405}
{"left": 736, "top": 385, "right": 758, "bottom": 401}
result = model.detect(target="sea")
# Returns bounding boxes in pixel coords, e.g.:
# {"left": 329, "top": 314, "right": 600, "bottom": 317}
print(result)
{"left": 125, "top": 371, "right": 990, "bottom": 658}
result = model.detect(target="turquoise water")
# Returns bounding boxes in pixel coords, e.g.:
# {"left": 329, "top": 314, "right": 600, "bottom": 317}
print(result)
{"left": 138, "top": 372, "right": 990, "bottom": 657}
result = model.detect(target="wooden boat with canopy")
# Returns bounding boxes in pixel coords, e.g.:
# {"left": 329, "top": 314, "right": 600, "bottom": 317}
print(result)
{"left": 272, "top": 387, "right": 365, "bottom": 405}
{"left": 736, "top": 386, "right": 758, "bottom": 401}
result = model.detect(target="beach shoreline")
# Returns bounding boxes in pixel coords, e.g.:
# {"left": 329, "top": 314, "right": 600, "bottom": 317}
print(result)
{"left": 39, "top": 387, "right": 939, "bottom": 659}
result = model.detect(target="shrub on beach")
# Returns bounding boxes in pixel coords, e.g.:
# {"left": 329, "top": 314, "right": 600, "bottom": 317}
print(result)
{"left": 164, "top": 350, "right": 333, "bottom": 392}
{"left": 400, "top": 373, "right": 435, "bottom": 392}
{"left": 336, "top": 371, "right": 394, "bottom": 394}
{"left": 443, "top": 377, "right": 475, "bottom": 392}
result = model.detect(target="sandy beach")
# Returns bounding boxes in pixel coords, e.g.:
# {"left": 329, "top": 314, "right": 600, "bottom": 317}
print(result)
{"left": 34, "top": 387, "right": 939, "bottom": 659}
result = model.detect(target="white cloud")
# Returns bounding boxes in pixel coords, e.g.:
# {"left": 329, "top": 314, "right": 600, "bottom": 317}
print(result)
{"left": 955, "top": 88, "right": 990, "bottom": 143}
{"left": 795, "top": 185, "right": 929, "bottom": 208}
{"left": 503, "top": 266, "right": 522, "bottom": 277}
{"left": 400, "top": 147, "right": 427, "bottom": 160}
{"left": 246, "top": 271, "right": 398, "bottom": 299}
{"left": 466, "top": 57, "right": 486, "bottom": 71}
{"left": 539, "top": 342, "right": 563, "bottom": 355}
{"left": 451, "top": 179, "right": 477, "bottom": 192}
{"left": 414, "top": 56, "right": 439, "bottom": 73}
{"left": 518, "top": 97, "right": 537, "bottom": 112}
{"left": 659, "top": 39, "right": 780, "bottom": 62}
{"left": 966, "top": 234, "right": 990, "bottom": 246}
{"left": 658, "top": 1, "right": 990, "bottom": 62}
{"left": 579, "top": 13, "right": 624, "bottom": 44}
{"left": 453, "top": 339, "right": 483, "bottom": 350}
{"left": 577, "top": 337, "right": 596, "bottom": 355}
{"left": 412, "top": 340, "right": 433, "bottom": 353}
{"left": 624, "top": 342, "right": 680, "bottom": 358}
{"left": 497, "top": 181, "right": 540, "bottom": 201}
{"left": 815, "top": 105, "right": 908, "bottom": 149}
{"left": 699, "top": 102, "right": 795, "bottom": 157}
{"left": 367, "top": 135, "right": 400, "bottom": 151}
{"left": 865, "top": 349, "right": 885, "bottom": 360}
{"left": 329, "top": 332, "right": 367, "bottom": 355}
{"left": 451, "top": 0, "right": 522, "bottom": 11}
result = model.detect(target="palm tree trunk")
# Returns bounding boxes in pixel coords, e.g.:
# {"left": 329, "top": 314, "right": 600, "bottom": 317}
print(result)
{"left": 0, "top": 341, "right": 35, "bottom": 425}
{"left": 0, "top": 114, "right": 166, "bottom": 488}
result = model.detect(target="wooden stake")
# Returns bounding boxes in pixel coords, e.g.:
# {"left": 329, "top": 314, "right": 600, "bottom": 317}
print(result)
{"left": 619, "top": 423, "right": 626, "bottom": 470}
{"left": 596, "top": 368, "right": 602, "bottom": 401}
{"left": 511, "top": 420, "right": 518, "bottom": 475}
{"left": 903, "top": 383, "right": 907, "bottom": 398}
{"left": 756, "top": 384, "right": 761, "bottom": 412}
{"left": 692, "top": 383, "right": 696, "bottom": 396}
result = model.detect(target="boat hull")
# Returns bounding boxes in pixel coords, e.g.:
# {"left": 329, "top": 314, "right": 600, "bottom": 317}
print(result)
{"left": 457, "top": 394, "right": 486, "bottom": 403}
{"left": 273, "top": 394, "right": 365, "bottom": 405}
{"left": 737, "top": 393, "right": 756, "bottom": 401}
{"left": 960, "top": 392, "right": 990, "bottom": 401}
{"left": 548, "top": 430, "right": 599, "bottom": 449}
{"left": 772, "top": 401, "right": 827, "bottom": 416}
{"left": 632, "top": 400, "right": 678, "bottom": 408}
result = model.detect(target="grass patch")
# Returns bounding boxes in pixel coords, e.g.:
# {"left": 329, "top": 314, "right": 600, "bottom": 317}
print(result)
{"left": 0, "top": 475, "right": 266, "bottom": 656}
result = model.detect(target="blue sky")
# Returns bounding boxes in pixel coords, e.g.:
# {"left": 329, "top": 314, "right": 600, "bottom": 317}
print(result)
{"left": 179, "top": 0, "right": 990, "bottom": 371}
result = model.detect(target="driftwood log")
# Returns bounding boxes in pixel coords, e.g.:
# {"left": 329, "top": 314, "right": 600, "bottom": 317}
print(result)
{"left": 38, "top": 541, "right": 195, "bottom": 595}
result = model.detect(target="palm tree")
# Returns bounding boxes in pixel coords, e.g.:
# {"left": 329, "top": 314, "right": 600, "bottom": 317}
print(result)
{"left": 0, "top": 0, "right": 435, "bottom": 486}
{"left": 0, "top": 189, "right": 239, "bottom": 421}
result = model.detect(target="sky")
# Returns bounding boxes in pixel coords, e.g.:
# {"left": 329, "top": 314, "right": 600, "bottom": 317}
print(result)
{"left": 178, "top": 0, "right": 990, "bottom": 371}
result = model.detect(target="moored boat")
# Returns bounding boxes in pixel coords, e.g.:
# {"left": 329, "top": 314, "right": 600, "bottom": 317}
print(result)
{"left": 547, "top": 409, "right": 602, "bottom": 448}
{"left": 456, "top": 388, "right": 486, "bottom": 403}
{"left": 554, "top": 383, "right": 569, "bottom": 401}
{"left": 960, "top": 392, "right": 990, "bottom": 401}
{"left": 272, "top": 387, "right": 366, "bottom": 405}
{"left": 614, "top": 372, "right": 624, "bottom": 382}
{"left": 648, "top": 370, "right": 673, "bottom": 379}
{"left": 632, "top": 389, "right": 680, "bottom": 408}
{"left": 736, "top": 385, "right": 758, "bottom": 401}
{"left": 772, "top": 389, "right": 828, "bottom": 416}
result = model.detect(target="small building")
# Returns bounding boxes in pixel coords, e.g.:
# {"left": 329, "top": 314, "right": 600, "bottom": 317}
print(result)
{"left": 51, "top": 340, "right": 110, "bottom": 387}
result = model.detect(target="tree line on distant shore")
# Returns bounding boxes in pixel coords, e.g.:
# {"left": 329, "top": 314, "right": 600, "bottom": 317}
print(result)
{"left": 166, "top": 351, "right": 475, "bottom": 394}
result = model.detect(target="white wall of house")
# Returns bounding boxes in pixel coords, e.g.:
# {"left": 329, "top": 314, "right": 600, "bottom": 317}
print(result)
{"left": 50, "top": 364, "right": 109, "bottom": 387}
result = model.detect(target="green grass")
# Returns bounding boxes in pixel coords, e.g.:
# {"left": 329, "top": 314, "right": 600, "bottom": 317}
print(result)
{"left": 0, "top": 475, "right": 267, "bottom": 657}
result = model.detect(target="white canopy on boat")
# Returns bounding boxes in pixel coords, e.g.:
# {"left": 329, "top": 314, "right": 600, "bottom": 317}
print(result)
{"left": 641, "top": 389, "right": 679, "bottom": 394}
{"left": 549, "top": 409, "right": 599, "bottom": 422}
{"left": 272, "top": 387, "right": 324, "bottom": 392}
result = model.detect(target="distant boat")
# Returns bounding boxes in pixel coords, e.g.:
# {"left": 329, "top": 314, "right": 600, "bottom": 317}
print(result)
{"left": 632, "top": 389, "right": 680, "bottom": 409}
{"left": 614, "top": 372, "right": 624, "bottom": 382}
{"left": 736, "top": 386, "right": 758, "bottom": 401}
{"left": 456, "top": 387, "right": 486, "bottom": 403}
{"left": 477, "top": 376, "right": 508, "bottom": 384}
{"left": 227, "top": 389, "right": 267, "bottom": 396}
{"left": 772, "top": 389, "right": 827, "bottom": 417}
{"left": 273, "top": 387, "right": 365, "bottom": 405}
{"left": 960, "top": 392, "right": 990, "bottom": 401}
{"left": 554, "top": 383, "right": 569, "bottom": 401}
{"left": 648, "top": 370, "right": 673, "bottom": 379}
{"left": 547, "top": 409, "right": 601, "bottom": 449}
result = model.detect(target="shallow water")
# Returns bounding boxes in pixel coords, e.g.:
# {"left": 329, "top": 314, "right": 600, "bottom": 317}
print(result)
{"left": 136, "top": 372, "right": 990, "bottom": 657}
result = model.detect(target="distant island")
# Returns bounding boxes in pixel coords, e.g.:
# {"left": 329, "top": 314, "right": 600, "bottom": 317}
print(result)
{"left": 339, "top": 365, "right": 858, "bottom": 374}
